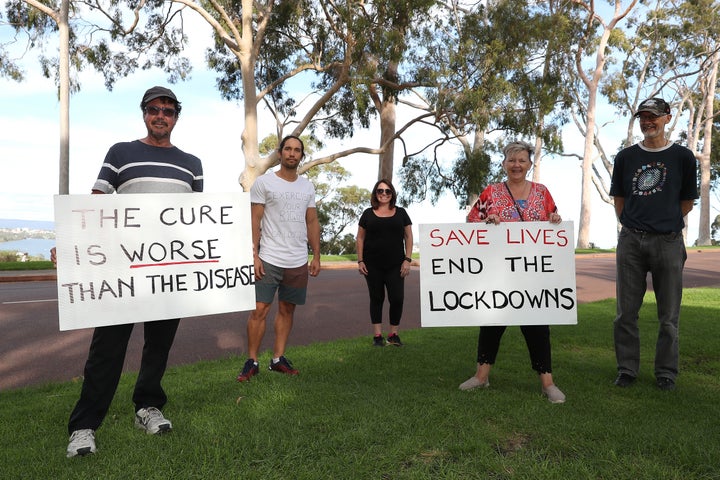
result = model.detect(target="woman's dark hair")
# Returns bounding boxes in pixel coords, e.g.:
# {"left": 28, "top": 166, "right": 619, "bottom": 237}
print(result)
{"left": 278, "top": 135, "right": 305, "bottom": 158}
{"left": 370, "top": 178, "right": 397, "bottom": 209}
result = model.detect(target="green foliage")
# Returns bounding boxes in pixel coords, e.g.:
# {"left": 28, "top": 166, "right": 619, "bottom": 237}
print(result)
{"left": 2, "top": 290, "right": 720, "bottom": 478}
{"left": 398, "top": 148, "right": 498, "bottom": 208}
{"left": 4, "top": 0, "right": 718, "bottom": 225}
{"left": 399, "top": 0, "right": 576, "bottom": 206}
{"left": 307, "top": 164, "right": 370, "bottom": 255}
{"left": 4, "top": 1, "right": 192, "bottom": 91}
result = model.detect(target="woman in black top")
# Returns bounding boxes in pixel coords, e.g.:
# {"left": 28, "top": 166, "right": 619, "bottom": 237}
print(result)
{"left": 356, "top": 179, "right": 413, "bottom": 347}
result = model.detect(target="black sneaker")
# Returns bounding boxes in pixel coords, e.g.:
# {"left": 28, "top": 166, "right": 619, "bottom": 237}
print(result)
{"left": 236, "top": 358, "right": 259, "bottom": 382}
{"left": 656, "top": 377, "right": 676, "bottom": 391}
{"left": 372, "top": 335, "right": 385, "bottom": 347}
{"left": 613, "top": 373, "right": 636, "bottom": 387}
{"left": 386, "top": 333, "right": 403, "bottom": 346}
{"left": 269, "top": 356, "right": 299, "bottom": 375}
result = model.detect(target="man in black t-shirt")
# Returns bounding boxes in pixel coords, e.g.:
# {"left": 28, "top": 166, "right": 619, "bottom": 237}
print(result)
{"left": 609, "top": 97, "right": 698, "bottom": 391}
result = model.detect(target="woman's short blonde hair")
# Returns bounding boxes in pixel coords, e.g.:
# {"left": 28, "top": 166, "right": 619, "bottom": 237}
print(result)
{"left": 503, "top": 141, "right": 533, "bottom": 160}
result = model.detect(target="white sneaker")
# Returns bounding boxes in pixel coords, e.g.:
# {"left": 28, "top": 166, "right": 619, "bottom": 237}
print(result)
{"left": 66, "top": 429, "right": 96, "bottom": 458}
{"left": 458, "top": 376, "right": 490, "bottom": 391}
{"left": 135, "top": 407, "right": 173, "bottom": 434}
{"left": 542, "top": 385, "right": 566, "bottom": 404}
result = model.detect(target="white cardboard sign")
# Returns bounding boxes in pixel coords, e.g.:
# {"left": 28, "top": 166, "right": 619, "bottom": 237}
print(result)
{"left": 53, "top": 192, "right": 255, "bottom": 331}
{"left": 419, "top": 221, "right": 577, "bottom": 327}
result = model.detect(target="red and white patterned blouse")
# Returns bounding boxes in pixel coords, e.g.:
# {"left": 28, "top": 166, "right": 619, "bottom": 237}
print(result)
{"left": 467, "top": 182, "right": 558, "bottom": 223}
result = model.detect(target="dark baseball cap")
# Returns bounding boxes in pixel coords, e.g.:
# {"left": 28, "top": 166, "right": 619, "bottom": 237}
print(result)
{"left": 634, "top": 98, "right": 670, "bottom": 117}
{"left": 140, "top": 86, "right": 180, "bottom": 109}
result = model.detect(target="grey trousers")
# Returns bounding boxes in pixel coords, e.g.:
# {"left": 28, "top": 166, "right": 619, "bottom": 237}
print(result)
{"left": 613, "top": 228, "right": 686, "bottom": 380}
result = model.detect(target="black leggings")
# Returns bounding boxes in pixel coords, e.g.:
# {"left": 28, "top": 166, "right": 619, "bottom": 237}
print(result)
{"left": 363, "top": 262, "right": 405, "bottom": 326}
{"left": 476, "top": 325, "right": 552, "bottom": 374}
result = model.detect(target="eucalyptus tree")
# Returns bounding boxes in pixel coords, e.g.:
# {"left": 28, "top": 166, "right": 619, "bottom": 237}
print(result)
{"left": 596, "top": 0, "right": 719, "bottom": 245}
{"left": 0, "top": 9, "right": 25, "bottom": 81}
{"left": 397, "top": 0, "right": 571, "bottom": 208}
{"left": 7, "top": 0, "right": 73, "bottom": 194}
{"left": 4, "top": 0, "right": 192, "bottom": 193}
{"left": 354, "top": 0, "right": 436, "bottom": 181}
{"left": 6, "top": 1, "right": 432, "bottom": 194}
{"left": 664, "top": 0, "right": 720, "bottom": 246}
{"left": 305, "top": 162, "right": 370, "bottom": 255}
{"left": 131, "top": 0, "right": 445, "bottom": 191}
{"left": 567, "top": 0, "right": 639, "bottom": 248}
{"left": 582, "top": 0, "right": 698, "bottom": 232}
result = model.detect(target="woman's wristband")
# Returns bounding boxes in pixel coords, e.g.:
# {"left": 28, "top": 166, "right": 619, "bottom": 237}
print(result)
{"left": 358, "top": 260, "right": 364, "bottom": 264}
{"left": 404, "top": 257, "right": 412, "bottom": 263}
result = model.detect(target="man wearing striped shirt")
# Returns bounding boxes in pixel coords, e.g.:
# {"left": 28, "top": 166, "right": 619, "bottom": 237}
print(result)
{"left": 66, "top": 86, "right": 203, "bottom": 458}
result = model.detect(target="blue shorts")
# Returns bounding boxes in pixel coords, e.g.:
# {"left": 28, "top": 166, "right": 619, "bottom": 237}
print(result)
{"left": 255, "top": 260, "right": 308, "bottom": 305}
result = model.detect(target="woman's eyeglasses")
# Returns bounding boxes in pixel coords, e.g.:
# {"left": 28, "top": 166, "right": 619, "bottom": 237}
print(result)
{"left": 144, "top": 106, "right": 177, "bottom": 117}
{"left": 376, "top": 188, "right": 393, "bottom": 195}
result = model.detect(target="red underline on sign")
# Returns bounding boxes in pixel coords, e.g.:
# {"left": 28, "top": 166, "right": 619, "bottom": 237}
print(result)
{"left": 129, "top": 260, "right": 221, "bottom": 269}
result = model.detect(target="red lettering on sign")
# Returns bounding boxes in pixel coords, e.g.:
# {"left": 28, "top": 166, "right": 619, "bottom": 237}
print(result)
{"left": 429, "top": 228, "right": 490, "bottom": 247}
{"left": 506, "top": 228, "right": 569, "bottom": 247}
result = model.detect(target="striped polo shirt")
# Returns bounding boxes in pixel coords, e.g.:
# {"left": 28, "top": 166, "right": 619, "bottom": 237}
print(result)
{"left": 93, "top": 140, "right": 203, "bottom": 194}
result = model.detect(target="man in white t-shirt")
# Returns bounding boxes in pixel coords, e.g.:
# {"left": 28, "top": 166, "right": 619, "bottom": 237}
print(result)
{"left": 237, "top": 135, "right": 321, "bottom": 381}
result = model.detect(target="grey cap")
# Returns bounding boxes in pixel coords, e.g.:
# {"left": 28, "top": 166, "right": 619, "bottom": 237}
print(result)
{"left": 634, "top": 98, "right": 670, "bottom": 117}
{"left": 140, "top": 86, "right": 180, "bottom": 109}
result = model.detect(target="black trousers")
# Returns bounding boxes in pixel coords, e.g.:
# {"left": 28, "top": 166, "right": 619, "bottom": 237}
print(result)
{"left": 67, "top": 319, "right": 180, "bottom": 434}
{"left": 476, "top": 325, "right": 552, "bottom": 374}
{"left": 363, "top": 262, "right": 405, "bottom": 326}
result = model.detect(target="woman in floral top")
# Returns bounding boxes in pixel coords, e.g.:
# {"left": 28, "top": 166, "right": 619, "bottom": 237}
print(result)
{"left": 460, "top": 141, "right": 566, "bottom": 404}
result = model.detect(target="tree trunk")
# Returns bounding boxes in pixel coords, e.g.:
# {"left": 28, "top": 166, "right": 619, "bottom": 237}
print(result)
{"left": 238, "top": 0, "right": 262, "bottom": 193}
{"left": 577, "top": 94, "right": 596, "bottom": 249}
{"left": 378, "top": 99, "right": 396, "bottom": 181}
{"left": 531, "top": 118, "right": 544, "bottom": 183}
{"left": 696, "top": 51, "right": 718, "bottom": 246}
{"left": 58, "top": 0, "right": 70, "bottom": 195}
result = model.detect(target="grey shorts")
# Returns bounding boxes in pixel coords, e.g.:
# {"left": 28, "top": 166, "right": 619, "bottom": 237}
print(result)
{"left": 255, "top": 260, "right": 309, "bottom": 305}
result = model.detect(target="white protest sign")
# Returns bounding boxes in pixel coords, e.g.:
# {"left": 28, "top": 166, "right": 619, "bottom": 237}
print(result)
{"left": 419, "top": 221, "right": 577, "bottom": 327}
{"left": 54, "top": 192, "right": 255, "bottom": 331}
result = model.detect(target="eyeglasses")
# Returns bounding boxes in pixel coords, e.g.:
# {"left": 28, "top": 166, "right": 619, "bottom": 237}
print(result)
{"left": 144, "top": 106, "right": 177, "bottom": 117}
{"left": 376, "top": 188, "right": 393, "bottom": 195}
{"left": 637, "top": 113, "right": 665, "bottom": 121}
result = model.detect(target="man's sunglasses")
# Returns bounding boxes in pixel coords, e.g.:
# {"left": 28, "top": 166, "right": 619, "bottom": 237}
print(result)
{"left": 376, "top": 188, "right": 393, "bottom": 195}
{"left": 144, "top": 106, "right": 177, "bottom": 117}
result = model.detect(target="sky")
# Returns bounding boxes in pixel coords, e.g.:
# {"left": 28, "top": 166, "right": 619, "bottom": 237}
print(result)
{"left": 0, "top": 18, "right": 711, "bottom": 249}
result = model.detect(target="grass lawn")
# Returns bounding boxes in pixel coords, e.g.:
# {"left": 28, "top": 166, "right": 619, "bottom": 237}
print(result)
{"left": 0, "top": 260, "right": 54, "bottom": 271}
{"left": 1, "top": 289, "right": 719, "bottom": 479}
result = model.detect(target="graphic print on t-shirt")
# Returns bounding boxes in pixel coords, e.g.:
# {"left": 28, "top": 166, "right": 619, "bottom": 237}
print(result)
{"left": 632, "top": 162, "right": 666, "bottom": 196}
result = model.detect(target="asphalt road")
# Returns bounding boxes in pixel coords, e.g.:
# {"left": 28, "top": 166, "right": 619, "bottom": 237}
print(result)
{"left": 1, "top": 251, "right": 718, "bottom": 391}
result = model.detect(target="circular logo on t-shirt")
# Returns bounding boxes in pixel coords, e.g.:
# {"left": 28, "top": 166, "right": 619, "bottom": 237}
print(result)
{"left": 632, "top": 162, "right": 666, "bottom": 196}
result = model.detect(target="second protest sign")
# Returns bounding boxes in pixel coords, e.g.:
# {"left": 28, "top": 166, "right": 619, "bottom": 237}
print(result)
{"left": 419, "top": 221, "right": 577, "bottom": 327}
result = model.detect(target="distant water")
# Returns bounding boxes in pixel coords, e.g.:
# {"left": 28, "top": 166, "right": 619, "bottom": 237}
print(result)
{"left": 0, "top": 218, "right": 55, "bottom": 259}
{"left": 0, "top": 239, "right": 56, "bottom": 259}
{"left": 0, "top": 219, "right": 55, "bottom": 230}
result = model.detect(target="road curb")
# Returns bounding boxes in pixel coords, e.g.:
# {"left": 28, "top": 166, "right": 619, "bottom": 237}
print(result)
{"left": 0, "top": 273, "right": 57, "bottom": 282}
